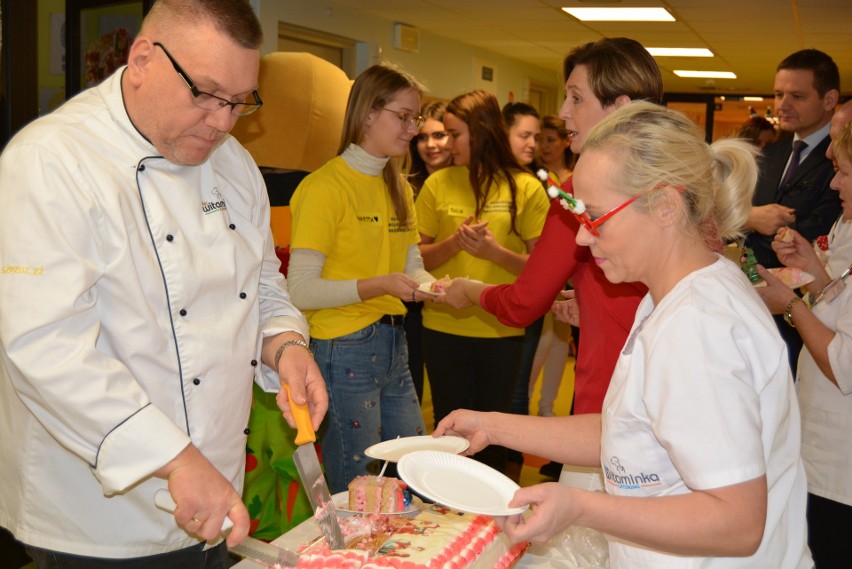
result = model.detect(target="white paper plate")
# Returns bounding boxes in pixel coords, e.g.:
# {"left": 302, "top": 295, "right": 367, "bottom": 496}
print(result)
{"left": 331, "top": 490, "right": 423, "bottom": 515}
{"left": 397, "top": 450, "right": 527, "bottom": 516}
{"left": 364, "top": 435, "right": 469, "bottom": 462}
{"left": 753, "top": 267, "right": 815, "bottom": 289}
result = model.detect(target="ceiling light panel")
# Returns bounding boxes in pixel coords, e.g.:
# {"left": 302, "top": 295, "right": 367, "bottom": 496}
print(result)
{"left": 674, "top": 70, "right": 737, "bottom": 79}
{"left": 646, "top": 47, "right": 714, "bottom": 57}
{"left": 562, "top": 7, "right": 676, "bottom": 21}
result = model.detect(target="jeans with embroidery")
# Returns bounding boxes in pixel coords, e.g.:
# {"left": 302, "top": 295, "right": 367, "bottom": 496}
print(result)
{"left": 312, "top": 320, "right": 425, "bottom": 493}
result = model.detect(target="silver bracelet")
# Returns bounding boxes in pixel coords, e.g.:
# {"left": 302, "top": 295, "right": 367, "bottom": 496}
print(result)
{"left": 273, "top": 339, "right": 311, "bottom": 370}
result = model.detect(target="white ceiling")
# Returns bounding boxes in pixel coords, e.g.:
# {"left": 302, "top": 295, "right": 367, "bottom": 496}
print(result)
{"left": 326, "top": 0, "right": 852, "bottom": 96}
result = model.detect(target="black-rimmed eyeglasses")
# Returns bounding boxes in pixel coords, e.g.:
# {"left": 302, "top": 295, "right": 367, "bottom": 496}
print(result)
{"left": 154, "top": 42, "right": 263, "bottom": 117}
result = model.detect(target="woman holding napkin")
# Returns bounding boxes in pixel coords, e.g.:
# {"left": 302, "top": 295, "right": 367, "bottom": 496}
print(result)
{"left": 288, "top": 64, "right": 433, "bottom": 493}
{"left": 435, "top": 102, "right": 811, "bottom": 568}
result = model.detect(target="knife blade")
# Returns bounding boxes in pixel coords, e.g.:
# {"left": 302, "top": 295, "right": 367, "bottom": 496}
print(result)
{"left": 284, "top": 384, "right": 346, "bottom": 550}
{"left": 154, "top": 489, "right": 299, "bottom": 567}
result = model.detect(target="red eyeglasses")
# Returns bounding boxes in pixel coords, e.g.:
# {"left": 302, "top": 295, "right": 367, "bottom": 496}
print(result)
{"left": 573, "top": 195, "right": 640, "bottom": 237}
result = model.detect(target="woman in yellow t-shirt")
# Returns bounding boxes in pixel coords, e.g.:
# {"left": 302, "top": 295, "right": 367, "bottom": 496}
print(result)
{"left": 287, "top": 64, "right": 435, "bottom": 493}
{"left": 415, "top": 90, "right": 549, "bottom": 473}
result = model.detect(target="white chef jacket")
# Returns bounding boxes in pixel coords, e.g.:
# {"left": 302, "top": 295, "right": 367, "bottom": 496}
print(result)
{"left": 797, "top": 215, "right": 852, "bottom": 507}
{"left": 601, "top": 258, "right": 811, "bottom": 568}
{"left": 0, "top": 69, "right": 309, "bottom": 557}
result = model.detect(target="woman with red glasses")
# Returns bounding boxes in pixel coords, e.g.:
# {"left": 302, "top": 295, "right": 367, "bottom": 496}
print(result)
{"left": 436, "top": 101, "right": 811, "bottom": 568}
{"left": 440, "top": 37, "right": 659, "bottom": 490}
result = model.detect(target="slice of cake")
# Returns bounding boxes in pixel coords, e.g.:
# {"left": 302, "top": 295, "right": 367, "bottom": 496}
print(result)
{"left": 348, "top": 476, "right": 410, "bottom": 514}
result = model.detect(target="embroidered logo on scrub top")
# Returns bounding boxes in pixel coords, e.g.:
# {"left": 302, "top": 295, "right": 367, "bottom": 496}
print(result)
{"left": 603, "top": 456, "right": 661, "bottom": 490}
{"left": 202, "top": 187, "right": 228, "bottom": 215}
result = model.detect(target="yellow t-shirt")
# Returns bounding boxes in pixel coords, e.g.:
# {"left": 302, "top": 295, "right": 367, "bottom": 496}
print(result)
{"left": 415, "top": 166, "right": 549, "bottom": 338}
{"left": 290, "top": 157, "right": 419, "bottom": 339}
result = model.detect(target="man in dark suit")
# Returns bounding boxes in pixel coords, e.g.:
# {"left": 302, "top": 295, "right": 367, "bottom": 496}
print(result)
{"left": 746, "top": 48, "right": 840, "bottom": 371}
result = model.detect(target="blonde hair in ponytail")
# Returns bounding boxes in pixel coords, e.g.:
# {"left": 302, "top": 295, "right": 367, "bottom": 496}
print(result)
{"left": 581, "top": 101, "right": 758, "bottom": 246}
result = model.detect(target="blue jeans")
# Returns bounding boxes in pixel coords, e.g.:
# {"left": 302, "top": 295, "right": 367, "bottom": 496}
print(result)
{"left": 312, "top": 319, "right": 425, "bottom": 493}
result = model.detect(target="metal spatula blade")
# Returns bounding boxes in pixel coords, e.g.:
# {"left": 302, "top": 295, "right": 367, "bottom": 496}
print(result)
{"left": 285, "top": 385, "right": 346, "bottom": 549}
{"left": 230, "top": 536, "right": 299, "bottom": 568}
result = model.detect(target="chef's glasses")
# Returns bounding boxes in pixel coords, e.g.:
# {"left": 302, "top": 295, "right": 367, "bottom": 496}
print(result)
{"left": 154, "top": 42, "right": 263, "bottom": 117}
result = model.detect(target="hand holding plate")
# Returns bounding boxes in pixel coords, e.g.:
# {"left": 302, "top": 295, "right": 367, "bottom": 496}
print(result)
{"left": 496, "top": 482, "right": 581, "bottom": 545}
{"left": 432, "top": 409, "right": 491, "bottom": 456}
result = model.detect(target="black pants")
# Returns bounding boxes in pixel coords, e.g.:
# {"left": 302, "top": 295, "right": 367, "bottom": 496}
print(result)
{"left": 507, "top": 317, "right": 544, "bottom": 464}
{"left": 26, "top": 542, "right": 231, "bottom": 569}
{"left": 808, "top": 493, "right": 852, "bottom": 569}
{"left": 423, "top": 328, "right": 524, "bottom": 473}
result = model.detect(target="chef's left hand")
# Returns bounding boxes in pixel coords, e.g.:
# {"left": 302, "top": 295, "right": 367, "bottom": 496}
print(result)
{"left": 495, "top": 483, "right": 580, "bottom": 545}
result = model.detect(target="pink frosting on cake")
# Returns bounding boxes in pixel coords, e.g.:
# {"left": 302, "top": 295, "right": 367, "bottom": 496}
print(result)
{"left": 297, "top": 550, "right": 368, "bottom": 568}
{"left": 300, "top": 505, "right": 526, "bottom": 569}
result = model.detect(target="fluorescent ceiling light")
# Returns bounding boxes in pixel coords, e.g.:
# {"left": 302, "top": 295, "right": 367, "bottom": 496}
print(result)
{"left": 674, "top": 70, "right": 737, "bottom": 79}
{"left": 743, "top": 96, "right": 765, "bottom": 101}
{"left": 562, "top": 7, "right": 675, "bottom": 21}
{"left": 646, "top": 47, "right": 713, "bottom": 57}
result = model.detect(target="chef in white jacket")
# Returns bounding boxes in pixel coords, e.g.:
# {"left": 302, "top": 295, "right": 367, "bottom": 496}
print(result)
{"left": 0, "top": 1, "right": 327, "bottom": 567}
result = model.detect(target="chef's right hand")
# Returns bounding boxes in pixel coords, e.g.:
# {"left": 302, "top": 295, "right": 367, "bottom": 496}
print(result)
{"left": 156, "top": 444, "right": 250, "bottom": 547}
{"left": 432, "top": 409, "right": 492, "bottom": 455}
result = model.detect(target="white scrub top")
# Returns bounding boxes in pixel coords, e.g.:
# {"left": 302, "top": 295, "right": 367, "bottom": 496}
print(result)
{"left": 601, "top": 258, "right": 811, "bottom": 568}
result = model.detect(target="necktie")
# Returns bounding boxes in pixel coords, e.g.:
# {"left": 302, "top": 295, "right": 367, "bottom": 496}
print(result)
{"left": 780, "top": 140, "right": 807, "bottom": 187}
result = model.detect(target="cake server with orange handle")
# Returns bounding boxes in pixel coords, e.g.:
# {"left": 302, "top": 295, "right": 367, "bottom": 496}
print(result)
{"left": 284, "top": 384, "right": 346, "bottom": 550}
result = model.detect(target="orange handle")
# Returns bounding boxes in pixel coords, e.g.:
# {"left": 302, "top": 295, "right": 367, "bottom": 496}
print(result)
{"left": 283, "top": 384, "right": 316, "bottom": 445}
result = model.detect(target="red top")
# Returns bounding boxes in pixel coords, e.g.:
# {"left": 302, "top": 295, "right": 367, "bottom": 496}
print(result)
{"left": 480, "top": 177, "right": 647, "bottom": 414}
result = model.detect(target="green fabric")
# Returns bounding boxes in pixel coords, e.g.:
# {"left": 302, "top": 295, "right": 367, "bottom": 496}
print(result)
{"left": 243, "top": 383, "right": 313, "bottom": 540}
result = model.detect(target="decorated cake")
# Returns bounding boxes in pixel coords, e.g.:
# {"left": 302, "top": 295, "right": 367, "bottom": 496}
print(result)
{"left": 296, "top": 504, "right": 527, "bottom": 569}
{"left": 348, "top": 476, "right": 410, "bottom": 513}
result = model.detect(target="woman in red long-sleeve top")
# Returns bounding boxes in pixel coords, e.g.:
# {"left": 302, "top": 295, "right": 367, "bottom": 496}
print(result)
{"left": 443, "top": 37, "right": 662, "bottom": 419}
{"left": 481, "top": 187, "right": 646, "bottom": 414}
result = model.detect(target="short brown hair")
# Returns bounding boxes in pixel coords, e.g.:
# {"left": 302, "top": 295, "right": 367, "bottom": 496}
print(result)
{"left": 777, "top": 49, "right": 840, "bottom": 98}
{"left": 563, "top": 38, "right": 663, "bottom": 107}
{"left": 143, "top": 0, "right": 263, "bottom": 49}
